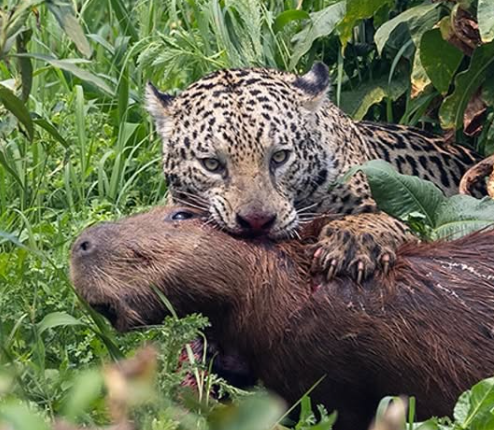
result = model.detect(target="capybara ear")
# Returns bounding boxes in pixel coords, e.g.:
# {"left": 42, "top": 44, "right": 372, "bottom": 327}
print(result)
{"left": 293, "top": 62, "right": 330, "bottom": 111}
{"left": 145, "top": 82, "right": 175, "bottom": 138}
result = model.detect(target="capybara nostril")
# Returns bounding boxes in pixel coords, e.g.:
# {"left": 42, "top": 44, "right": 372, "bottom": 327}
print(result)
{"left": 79, "top": 240, "right": 92, "bottom": 252}
{"left": 236, "top": 212, "right": 277, "bottom": 233}
{"left": 74, "top": 237, "right": 96, "bottom": 258}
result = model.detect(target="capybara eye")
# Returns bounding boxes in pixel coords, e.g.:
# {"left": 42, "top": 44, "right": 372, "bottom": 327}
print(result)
{"left": 171, "top": 210, "right": 196, "bottom": 221}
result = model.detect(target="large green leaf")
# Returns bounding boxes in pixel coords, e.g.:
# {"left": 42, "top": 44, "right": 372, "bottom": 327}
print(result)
{"left": 406, "top": 6, "right": 442, "bottom": 97}
{"left": 374, "top": 3, "right": 439, "bottom": 55}
{"left": 16, "top": 53, "right": 114, "bottom": 95}
{"left": 420, "top": 29, "right": 463, "bottom": 95}
{"left": 0, "top": 85, "right": 33, "bottom": 140}
{"left": 37, "top": 311, "right": 85, "bottom": 335}
{"left": 341, "top": 160, "right": 445, "bottom": 226}
{"left": 343, "top": 160, "right": 494, "bottom": 241}
{"left": 340, "top": 74, "right": 408, "bottom": 119}
{"left": 454, "top": 377, "right": 494, "bottom": 430}
{"left": 337, "top": 0, "right": 392, "bottom": 50}
{"left": 478, "top": 0, "right": 494, "bottom": 43}
{"left": 289, "top": 1, "right": 345, "bottom": 69}
{"left": 273, "top": 10, "right": 310, "bottom": 33}
{"left": 439, "top": 41, "right": 494, "bottom": 130}
{"left": 46, "top": 0, "right": 92, "bottom": 57}
{"left": 432, "top": 195, "right": 494, "bottom": 240}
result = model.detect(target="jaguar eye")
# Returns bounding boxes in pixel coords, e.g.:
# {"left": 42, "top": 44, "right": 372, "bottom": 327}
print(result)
{"left": 201, "top": 157, "right": 223, "bottom": 173}
{"left": 170, "top": 210, "right": 196, "bottom": 221}
{"left": 271, "top": 150, "right": 290, "bottom": 166}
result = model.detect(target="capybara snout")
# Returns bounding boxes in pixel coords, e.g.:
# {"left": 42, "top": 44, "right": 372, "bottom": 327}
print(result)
{"left": 72, "top": 223, "right": 117, "bottom": 264}
{"left": 70, "top": 206, "right": 244, "bottom": 331}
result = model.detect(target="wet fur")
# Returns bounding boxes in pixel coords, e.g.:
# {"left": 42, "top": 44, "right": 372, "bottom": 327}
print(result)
{"left": 71, "top": 208, "right": 494, "bottom": 430}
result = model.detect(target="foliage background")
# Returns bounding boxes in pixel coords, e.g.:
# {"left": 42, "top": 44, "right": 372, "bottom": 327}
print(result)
{"left": 1, "top": 0, "right": 494, "bottom": 428}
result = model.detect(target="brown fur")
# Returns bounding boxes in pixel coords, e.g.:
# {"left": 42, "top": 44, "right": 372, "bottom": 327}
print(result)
{"left": 71, "top": 207, "right": 494, "bottom": 430}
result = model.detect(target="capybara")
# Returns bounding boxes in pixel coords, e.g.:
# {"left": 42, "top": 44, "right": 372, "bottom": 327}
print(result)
{"left": 70, "top": 207, "right": 494, "bottom": 430}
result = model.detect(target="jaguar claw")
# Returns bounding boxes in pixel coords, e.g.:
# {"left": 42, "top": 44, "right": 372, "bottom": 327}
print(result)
{"left": 326, "top": 259, "right": 337, "bottom": 281}
{"left": 356, "top": 261, "right": 365, "bottom": 284}
{"left": 382, "top": 254, "right": 390, "bottom": 275}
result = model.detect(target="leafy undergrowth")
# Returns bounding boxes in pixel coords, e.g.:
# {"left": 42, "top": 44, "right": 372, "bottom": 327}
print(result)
{"left": 1, "top": 0, "right": 494, "bottom": 429}
{"left": 1, "top": 341, "right": 494, "bottom": 430}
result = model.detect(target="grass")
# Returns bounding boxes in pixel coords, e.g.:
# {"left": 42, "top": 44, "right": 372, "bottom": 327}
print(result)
{"left": 1, "top": 0, "right": 493, "bottom": 428}
{"left": 0, "top": 1, "right": 306, "bottom": 426}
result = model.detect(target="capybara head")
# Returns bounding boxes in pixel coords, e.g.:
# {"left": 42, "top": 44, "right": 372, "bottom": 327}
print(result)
{"left": 71, "top": 207, "right": 494, "bottom": 430}
{"left": 70, "top": 207, "right": 269, "bottom": 331}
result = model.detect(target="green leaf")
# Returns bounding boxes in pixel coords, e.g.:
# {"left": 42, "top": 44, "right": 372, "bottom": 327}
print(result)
{"left": 440, "top": 41, "right": 494, "bottom": 130}
{"left": 117, "top": 65, "right": 129, "bottom": 121}
{"left": 338, "top": 0, "right": 392, "bottom": 50}
{"left": 340, "top": 74, "right": 408, "bottom": 119}
{"left": 273, "top": 10, "right": 310, "bottom": 33}
{"left": 343, "top": 161, "right": 494, "bottom": 241}
{"left": 410, "top": 44, "right": 431, "bottom": 98}
{"left": 224, "top": 393, "right": 285, "bottom": 430}
{"left": 37, "top": 311, "right": 85, "bottom": 335}
{"left": 456, "top": 377, "right": 494, "bottom": 430}
{"left": 16, "top": 53, "right": 114, "bottom": 95}
{"left": 454, "top": 390, "right": 471, "bottom": 424}
{"left": 0, "top": 402, "right": 50, "bottom": 430}
{"left": 108, "top": 0, "right": 139, "bottom": 42}
{"left": 33, "top": 117, "right": 70, "bottom": 149}
{"left": 420, "top": 29, "right": 463, "bottom": 94}
{"left": 0, "top": 0, "right": 44, "bottom": 57}
{"left": 16, "top": 29, "right": 33, "bottom": 102}
{"left": 341, "top": 160, "right": 446, "bottom": 226}
{"left": 0, "top": 86, "right": 33, "bottom": 140}
{"left": 62, "top": 369, "right": 104, "bottom": 420}
{"left": 289, "top": 1, "right": 346, "bottom": 69}
{"left": 0, "top": 147, "right": 25, "bottom": 190}
{"left": 432, "top": 195, "right": 494, "bottom": 240}
{"left": 46, "top": 0, "right": 92, "bottom": 58}
{"left": 478, "top": 0, "right": 494, "bottom": 43}
{"left": 374, "top": 3, "right": 439, "bottom": 55}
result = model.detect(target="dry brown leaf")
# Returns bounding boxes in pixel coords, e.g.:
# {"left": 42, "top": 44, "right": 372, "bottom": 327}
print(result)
{"left": 463, "top": 89, "right": 487, "bottom": 136}
{"left": 440, "top": 7, "right": 481, "bottom": 56}
{"left": 104, "top": 345, "right": 157, "bottom": 423}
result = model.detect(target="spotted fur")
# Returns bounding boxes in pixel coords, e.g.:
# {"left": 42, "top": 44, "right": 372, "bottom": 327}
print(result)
{"left": 146, "top": 63, "right": 480, "bottom": 280}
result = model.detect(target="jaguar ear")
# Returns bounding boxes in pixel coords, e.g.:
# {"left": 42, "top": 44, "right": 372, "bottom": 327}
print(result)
{"left": 145, "top": 82, "right": 175, "bottom": 136}
{"left": 293, "top": 62, "right": 330, "bottom": 111}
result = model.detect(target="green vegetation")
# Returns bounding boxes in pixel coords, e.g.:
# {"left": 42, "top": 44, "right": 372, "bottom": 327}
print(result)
{"left": 1, "top": 0, "right": 494, "bottom": 428}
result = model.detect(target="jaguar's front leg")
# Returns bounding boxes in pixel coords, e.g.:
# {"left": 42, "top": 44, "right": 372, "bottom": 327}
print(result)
{"left": 310, "top": 211, "right": 415, "bottom": 283}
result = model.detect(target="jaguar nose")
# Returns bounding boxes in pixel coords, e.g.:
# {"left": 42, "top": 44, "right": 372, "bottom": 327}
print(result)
{"left": 236, "top": 211, "right": 277, "bottom": 234}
